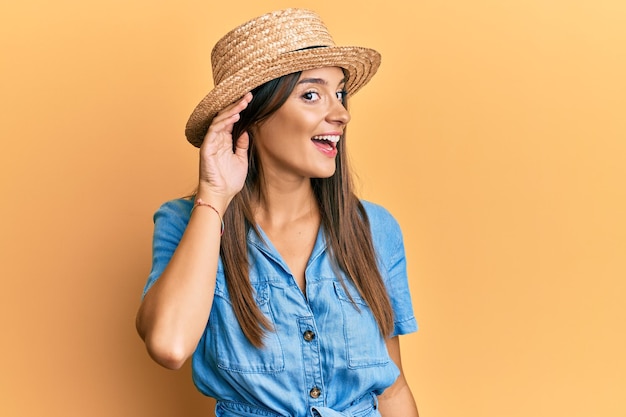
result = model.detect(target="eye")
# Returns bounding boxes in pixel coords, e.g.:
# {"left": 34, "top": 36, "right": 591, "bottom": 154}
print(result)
{"left": 302, "top": 91, "right": 321, "bottom": 102}
{"left": 336, "top": 89, "right": 348, "bottom": 102}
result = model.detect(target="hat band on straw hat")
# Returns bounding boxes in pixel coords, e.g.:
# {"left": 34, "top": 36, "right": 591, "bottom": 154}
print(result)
{"left": 185, "top": 8, "right": 381, "bottom": 147}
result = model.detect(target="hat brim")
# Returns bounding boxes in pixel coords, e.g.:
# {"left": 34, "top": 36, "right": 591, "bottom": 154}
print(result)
{"left": 185, "top": 46, "right": 381, "bottom": 147}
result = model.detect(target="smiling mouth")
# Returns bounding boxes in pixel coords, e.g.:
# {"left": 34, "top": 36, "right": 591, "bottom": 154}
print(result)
{"left": 311, "top": 134, "right": 340, "bottom": 150}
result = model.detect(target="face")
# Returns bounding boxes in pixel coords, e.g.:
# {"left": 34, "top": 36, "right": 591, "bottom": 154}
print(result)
{"left": 251, "top": 66, "right": 351, "bottom": 181}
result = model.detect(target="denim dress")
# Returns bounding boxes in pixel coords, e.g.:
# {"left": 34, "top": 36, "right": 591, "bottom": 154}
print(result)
{"left": 144, "top": 199, "right": 418, "bottom": 417}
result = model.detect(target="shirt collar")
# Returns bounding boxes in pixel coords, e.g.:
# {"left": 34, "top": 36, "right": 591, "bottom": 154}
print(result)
{"left": 247, "top": 224, "right": 328, "bottom": 271}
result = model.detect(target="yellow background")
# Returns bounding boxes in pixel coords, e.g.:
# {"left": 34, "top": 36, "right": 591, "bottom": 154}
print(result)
{"left": 1, "top": 0, "right": 624, "bottom": 416}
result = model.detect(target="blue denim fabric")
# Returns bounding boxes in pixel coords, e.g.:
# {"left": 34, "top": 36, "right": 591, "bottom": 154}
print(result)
{"left": 144, "top": 199, "right": 418, "bottom": 417}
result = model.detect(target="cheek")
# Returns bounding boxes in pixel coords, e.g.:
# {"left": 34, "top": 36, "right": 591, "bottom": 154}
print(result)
{"left": 271, "top": 119, "right": 311, "bottom": 143}
{"left": 255, "top": 106, "right": 321, "bottom": 146}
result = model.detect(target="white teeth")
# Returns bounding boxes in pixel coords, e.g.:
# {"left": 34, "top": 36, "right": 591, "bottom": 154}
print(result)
{"left": 312, "top": 135, "right": 340, "bottom": 143}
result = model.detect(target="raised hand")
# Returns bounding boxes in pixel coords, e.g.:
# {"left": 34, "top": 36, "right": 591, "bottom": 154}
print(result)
{"left": 197, "top": 92, "right": 253, "bottom": 206}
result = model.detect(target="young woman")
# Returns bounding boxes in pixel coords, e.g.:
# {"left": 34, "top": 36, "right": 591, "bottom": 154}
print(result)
{"left": 136, "top": 8, "right": 419, "bottom": 417}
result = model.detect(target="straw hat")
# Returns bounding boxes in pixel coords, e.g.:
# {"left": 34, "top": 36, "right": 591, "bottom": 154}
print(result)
{"left": 184, "top": 8, "right": 381, "bottom": 147}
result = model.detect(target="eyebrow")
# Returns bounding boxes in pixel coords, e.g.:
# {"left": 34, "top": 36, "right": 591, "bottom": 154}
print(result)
{"left": 297, "top": 77, "right": 347, "bottom": 86}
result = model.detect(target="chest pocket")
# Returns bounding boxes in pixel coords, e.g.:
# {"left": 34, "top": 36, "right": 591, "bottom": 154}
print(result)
{"left": 333, "top": 281, "right": 390, "bottom": 369}
{"left": 210, "top": 281, "right": 285, "bottom": 373}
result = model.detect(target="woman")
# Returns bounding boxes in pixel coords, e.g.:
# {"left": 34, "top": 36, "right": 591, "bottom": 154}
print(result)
{"left": 136, "top": 8, "right": 419, "bottom": 417}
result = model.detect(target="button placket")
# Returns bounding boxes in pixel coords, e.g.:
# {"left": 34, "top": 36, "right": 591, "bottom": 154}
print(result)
{"left": 298, "top": 317, "right": 325, "bottom": 406}
{"left": 309, "top": 386, "right": 321, "bottom": 398}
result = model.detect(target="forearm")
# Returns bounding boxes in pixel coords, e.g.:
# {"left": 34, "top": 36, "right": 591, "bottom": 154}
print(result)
{"left": 380, "top": 336, "right": 419, "bottom": 416}
{"left": 136, "top": 194, "right": 226, "bottom": 369}
{"left": 378, "top": 374, "right": 419, "bottom": 417}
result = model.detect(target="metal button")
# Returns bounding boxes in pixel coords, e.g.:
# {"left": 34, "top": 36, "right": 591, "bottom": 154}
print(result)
{"left": 303, "top": 330, "right": 315, "bottom": 342}
{"left": 309, "top": 387, "right": 321, "bottom": 399}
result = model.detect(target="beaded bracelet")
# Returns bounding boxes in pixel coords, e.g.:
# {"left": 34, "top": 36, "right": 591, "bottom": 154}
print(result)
{"left": 191, "top": 198, "right": 224, "bottom": 236}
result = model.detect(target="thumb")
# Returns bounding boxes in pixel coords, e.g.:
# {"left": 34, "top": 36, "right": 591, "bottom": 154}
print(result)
{"left": 233, "top": 131, "right": 249, "bottom": 158}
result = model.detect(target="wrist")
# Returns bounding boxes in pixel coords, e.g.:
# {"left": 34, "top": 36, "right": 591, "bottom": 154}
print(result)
{"left": 191, "top": 198, "right": 225, "bottom": 236}
{"left": 195, "top": 184, "right": 231, "bottom": 214}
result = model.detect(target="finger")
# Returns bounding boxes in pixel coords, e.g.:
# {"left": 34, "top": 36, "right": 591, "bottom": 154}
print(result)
{"left": 203, "top": 93, "right": 253, "bottom": 145}
{"left": 213, "top": 92, "right": 253, "bottom": 122}
{"left": 233, "top": 131, "right": 249, "bottom": 158}
{"left": 207, "top": 112, "right": 240, "bottom": 136}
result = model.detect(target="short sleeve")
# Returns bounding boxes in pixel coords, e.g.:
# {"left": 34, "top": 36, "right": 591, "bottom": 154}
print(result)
{"left": 142, "top": 199, "right": 194, "bottom": 297}
{"left": 362, "top": 201, "right": 418, "bottom": 337}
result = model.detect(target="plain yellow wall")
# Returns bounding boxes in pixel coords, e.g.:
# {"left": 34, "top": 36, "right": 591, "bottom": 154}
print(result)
{"left": 1, "top": 0, "right": 625, "bottom": 416}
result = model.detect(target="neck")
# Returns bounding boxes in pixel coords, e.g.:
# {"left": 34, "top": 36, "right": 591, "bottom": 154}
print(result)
{"left": 253, "top": 178, "right": 319, "bottom": 228}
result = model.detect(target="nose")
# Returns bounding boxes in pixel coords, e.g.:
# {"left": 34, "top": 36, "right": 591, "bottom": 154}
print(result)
{"left": 327, "top": 98, "right": 351, "bottom": 126}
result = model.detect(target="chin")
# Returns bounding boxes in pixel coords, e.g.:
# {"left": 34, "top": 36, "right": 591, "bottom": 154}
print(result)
{"left": 312, "top": 167, "right": 337, "bottom": 179}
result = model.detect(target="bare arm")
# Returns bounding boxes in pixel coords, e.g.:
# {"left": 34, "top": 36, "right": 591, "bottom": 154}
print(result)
{"left": 135, "top": 93, "right": 252, "bottom": 370}
{"left": 378, "top": 336, "right": 419, "bottom": 417}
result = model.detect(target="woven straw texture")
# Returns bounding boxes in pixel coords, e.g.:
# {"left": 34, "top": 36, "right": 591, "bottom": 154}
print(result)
{"left": 185, "top": 8, "right": 381, "bottom": 147}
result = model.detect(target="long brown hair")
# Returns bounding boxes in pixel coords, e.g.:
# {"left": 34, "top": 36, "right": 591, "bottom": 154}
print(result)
{"left": 220, "top": 71, "right": 394, "bottom": 347}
